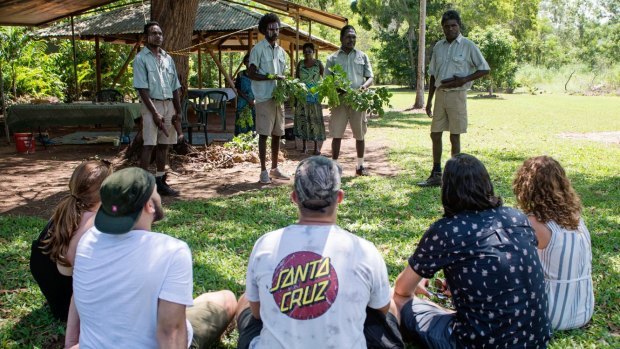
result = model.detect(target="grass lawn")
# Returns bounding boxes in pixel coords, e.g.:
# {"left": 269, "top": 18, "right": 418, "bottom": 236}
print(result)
{"left": 1, "top": 90, "right": 619, "bottom": 348}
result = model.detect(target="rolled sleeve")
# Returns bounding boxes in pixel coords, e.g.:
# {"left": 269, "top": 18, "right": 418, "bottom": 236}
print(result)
{"left": 428, "top": 45, "right": 438, "bottom": 77}
{"left": 471, "top": 45, "right": 490, "bottom": 71}
{"left": 363, "top": 54, "right": 374, "bottom": 78}
{"left": 159, "top": 243, "right": 194, "bottom": 306}
{"left": 249, "top": 47, "right": 260, "bottom": 74}
{"left": 133, "top": 55, "right": 149, "bottom": 90}
{"left": 367, "top": 248, "right": 391, "bottom": 309}
{"left": 244, "top": 244, "right": 260, "bottom": 302}
{"left": 170, "top": 63, "right": 182, "bottom": 91}
{"left": 325, "top": 55, "right": 335, "bottom": 76}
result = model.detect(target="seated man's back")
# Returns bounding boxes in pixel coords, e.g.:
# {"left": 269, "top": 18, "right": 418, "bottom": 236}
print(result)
{"left": 238, "top": 156, "right": 398, "bottom": 349}
{"left": 74, "top": 227, "right": 193, "bottom": 347}
{"left": 246, "top": 224, "right": 390, "bottom": 348}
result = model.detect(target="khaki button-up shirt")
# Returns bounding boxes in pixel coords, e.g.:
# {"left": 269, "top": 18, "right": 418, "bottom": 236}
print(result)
{"left": 325, "top": 48, "right": 373, "bottom": 89}
{"left": 428, "top": 34, "right": 489, "bottom": 91}
{"left": 249, "top": 39, "right": 287, "bottom": 103}
{"left": 133, "top": 47, "right": 181, "bottom": 100}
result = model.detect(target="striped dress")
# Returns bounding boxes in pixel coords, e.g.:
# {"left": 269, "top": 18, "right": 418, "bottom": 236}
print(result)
{"left": 538, "top": 219, "right": 594, "bottom": 330}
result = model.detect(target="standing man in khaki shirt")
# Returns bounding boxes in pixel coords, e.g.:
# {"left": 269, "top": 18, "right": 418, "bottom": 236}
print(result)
{"left": 326, "top": 25, "right": 374, "bottom": 176}
{"left": 248, "top": 13, "right": 290, "bottom": 184}
{"left": 133, "top": 21, "right": 183, "bottom": 196}
{"left": 418, "top": 10, "right": 490, "bottom": 187}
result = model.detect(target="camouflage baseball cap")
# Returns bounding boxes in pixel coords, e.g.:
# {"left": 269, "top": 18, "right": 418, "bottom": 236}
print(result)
{"left": 294, "top": 156, "right": 342, "bottom": 210}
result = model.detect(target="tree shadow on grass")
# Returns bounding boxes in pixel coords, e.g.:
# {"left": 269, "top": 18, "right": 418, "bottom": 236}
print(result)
{"left": 8, "top": 306, "right": 64, "bottom": 349}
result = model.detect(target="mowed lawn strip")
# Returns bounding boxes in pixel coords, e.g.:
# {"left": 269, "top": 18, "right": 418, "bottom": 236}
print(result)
{"left": 1, "top": 91, "right": 618, "bottom": 348}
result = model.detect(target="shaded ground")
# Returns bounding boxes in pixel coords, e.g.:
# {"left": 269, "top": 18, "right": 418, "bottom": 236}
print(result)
{"left": 0, "top": 121, "right": 398, "bottom": 218}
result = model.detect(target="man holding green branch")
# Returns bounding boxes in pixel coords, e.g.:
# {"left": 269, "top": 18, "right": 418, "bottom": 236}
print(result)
{"left": 326, "top": 25, "right": 374, "bottom": 176}
{"left": 248, "top": 12, "right": 289, "bottom": 184}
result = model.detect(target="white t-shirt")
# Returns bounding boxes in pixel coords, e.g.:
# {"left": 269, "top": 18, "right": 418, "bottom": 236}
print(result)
{"left": 73, "top": 227, "right": 194, "bottom": 348}
{"left": 245, "top": 224, "right": 391, "bottom": 349}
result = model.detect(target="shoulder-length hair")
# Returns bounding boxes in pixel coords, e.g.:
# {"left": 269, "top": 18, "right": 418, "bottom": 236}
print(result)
{"left": 513, "top": 156, "right": 582, "bottom": 230}
{"left": 442, "top": 153, "right": 502, "bottom": 217}
{"left": 41, "top": 160, "right": 113, "bottom": 266}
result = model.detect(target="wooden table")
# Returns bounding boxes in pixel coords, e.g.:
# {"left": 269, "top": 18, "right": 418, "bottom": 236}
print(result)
{"left": 7, "top": 102, "right": 142, "bottom": 135}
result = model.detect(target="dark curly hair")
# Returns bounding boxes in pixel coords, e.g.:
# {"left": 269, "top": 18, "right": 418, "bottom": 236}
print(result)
{"left": 441, "top": 153, "right": 502, "bottom": 217}
{"left": 513, "top": 156, "right": 582, "bottom": 230}
{"left": 143, "top": 21, "right": 160, "bottom": 35}
{"left": 258, "top": 13, "right": 280, "bottom": 35}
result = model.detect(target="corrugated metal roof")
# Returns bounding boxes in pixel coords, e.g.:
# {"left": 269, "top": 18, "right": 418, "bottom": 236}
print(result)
{"left": 36, "top": 0, "right": 338, "bottom": 51}
{"left": 38, "top": 1, "right": 264, "bottom": 38}
{"left": 194, "top": 0, "right": 262, "bottom": 31}
{"left": 37, "top": 3, "right": 146, "bottom": 37}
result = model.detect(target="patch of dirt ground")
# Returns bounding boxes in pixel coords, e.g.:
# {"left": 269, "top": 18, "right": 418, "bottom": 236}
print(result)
{"left": 558, "top": 131, "right": 620, "bottom": 145}
{"left": 0, "top": 122, "right": 399, "bottom": 218}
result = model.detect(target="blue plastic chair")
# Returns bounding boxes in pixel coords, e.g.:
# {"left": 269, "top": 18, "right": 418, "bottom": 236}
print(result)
{"left": 203, "top": 91, "right": 228, "bottom": 131}
{"left": 182, "top": 95, "right": 208, "bottom": 144}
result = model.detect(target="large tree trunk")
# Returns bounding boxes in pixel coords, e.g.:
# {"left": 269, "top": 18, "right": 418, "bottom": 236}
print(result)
{"left": 414, "top": 0, "right": 427, "bottom": 108}
{"left": 151, "top": 0, "right": 199, "bottom": 93}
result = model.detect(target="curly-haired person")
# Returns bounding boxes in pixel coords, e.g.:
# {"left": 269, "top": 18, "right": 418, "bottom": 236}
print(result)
{"left": 513, "top": 155, "right": 594, "bottom": 330}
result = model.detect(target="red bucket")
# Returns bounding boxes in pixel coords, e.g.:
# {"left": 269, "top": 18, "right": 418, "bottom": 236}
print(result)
{"left": 14, "top": 132, "right": 36, "bottom": 153}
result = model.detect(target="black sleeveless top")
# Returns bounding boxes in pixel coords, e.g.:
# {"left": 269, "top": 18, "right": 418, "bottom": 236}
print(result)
{"left": 29, "top": 220, "right": 73, "bottom": 321}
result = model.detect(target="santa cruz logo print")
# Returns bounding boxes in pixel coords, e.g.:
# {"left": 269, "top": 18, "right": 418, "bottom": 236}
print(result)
{"left": 270, "top": 251, "right": 338, "bottom": 320}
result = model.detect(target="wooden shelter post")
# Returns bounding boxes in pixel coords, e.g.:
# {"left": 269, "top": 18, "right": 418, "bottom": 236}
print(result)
{"left": 287, "top": 43, "right": 294, "bottom": 75}
{"left": 295, "top": 11, "right": 300, "bottom": 73}
{"left": 197, "top": 32, "right": 204, "bottom": 88}
{"left": 112, "top": 40, "right": 141, "bottom": 87}
{"left": 95, "top": 36, "right": 102, "bottom": 93}
{"left": 228, "top": 51, "right": 233, "bottom": 82}
{"left": 206, "top": 48, "right": 236, "bottom": 88}
{"left": 70, "top": 16, "right": 79, "bottom": 100}
{"left": 1, "top": 63, "right": 8, "bottom": 144}
{"left": 218, "top": 48, "right": 222, "bottom": 87}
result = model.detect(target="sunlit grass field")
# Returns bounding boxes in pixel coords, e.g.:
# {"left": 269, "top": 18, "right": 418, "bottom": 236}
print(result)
{"left": 1, "top": 90, "right": 618, "bottom": 348}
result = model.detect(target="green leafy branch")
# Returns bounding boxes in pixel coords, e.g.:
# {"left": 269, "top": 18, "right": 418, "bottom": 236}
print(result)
{"left": 313, "top": 64, "right": 393, "bottom": 116}
{"left": 271, "top": 77, "right": 308, "bottom": 105}
{"left": 235, "top": 105, "right": 254, "bottom": 130}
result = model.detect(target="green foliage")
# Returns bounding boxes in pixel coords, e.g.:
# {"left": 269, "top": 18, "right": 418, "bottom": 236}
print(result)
{"left": 0, "top": 27, "right": 62, "bottom": 99}
{"left": 343, "top": 87, "right": 393, "bottom": 117}
{"left": 235, "top": 105, "right": 254, "bottom": 130}
{"left": 223, "top": 132, "right": 259, "bottom": 152}
{"left": 371, "top": 30, "right": 416, "bottom": 87}
{"left": 312, "top": 64, "right": 392, "bottom": 116}
{"left": 271, "top": 77, "right": 308, "bottom": 105}
{"left": 311, "top": 64, "right": 351, "bottom": 108}
{"left": 470, "top": 26, "right": 518, "bottom": 93}
{"left": 49, "top": 40, "right": 135, "bottom": 101}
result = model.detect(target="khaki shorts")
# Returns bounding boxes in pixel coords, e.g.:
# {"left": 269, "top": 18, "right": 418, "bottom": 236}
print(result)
{"left": 142, "top": 100, "right": 177, "bottom": 146}
{"left": 431, "top": 89, "right": 468, "bottom": 134}
{"left": 255, "top": 99, "right": 285, "bottom": 136}
{"left": 329, "top": 104, "right": 367, "bottom": 140}
{"left": 187, "top": 300, "right": 230, "bottom": 349}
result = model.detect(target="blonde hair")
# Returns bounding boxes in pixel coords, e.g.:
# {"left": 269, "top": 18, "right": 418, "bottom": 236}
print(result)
{"left": 513, "top": 156, "right": 582, "bottom": 230}
{"left": 41, "top": 160, "right": 113, "bottom": 266}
